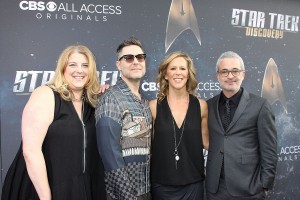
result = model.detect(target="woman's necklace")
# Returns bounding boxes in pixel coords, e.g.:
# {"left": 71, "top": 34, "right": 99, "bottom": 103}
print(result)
{"left": 172, "top": 117, "right": 186, "bottom": 170}
{"left": 72, "top": 94, "right": 84, "bottom": 102}
{"left": 168, "top": 94, "right": 189, "bottom": 169}
{"left": 72, "top": 97, "right": 82, "bottom": 102}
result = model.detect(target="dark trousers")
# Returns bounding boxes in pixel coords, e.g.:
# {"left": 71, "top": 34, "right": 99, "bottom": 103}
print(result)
{"left": 151, "top": 181, "right": 204, "bottom": 200}
{"left": 206, "top": 177, "right": 265, "bottom": 200}
{"left": 107, "top": 192, "right": 151, "bottom": 200}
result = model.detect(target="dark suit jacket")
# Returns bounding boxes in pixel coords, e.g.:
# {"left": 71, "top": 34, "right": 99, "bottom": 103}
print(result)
{"left": 205, "top": 89, "right": 277, "bottom": 197}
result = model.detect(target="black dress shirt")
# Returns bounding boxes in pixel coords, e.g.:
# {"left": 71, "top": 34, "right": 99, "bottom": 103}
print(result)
{"left": 219, "top": 88, "right": 243, "bottom": 124}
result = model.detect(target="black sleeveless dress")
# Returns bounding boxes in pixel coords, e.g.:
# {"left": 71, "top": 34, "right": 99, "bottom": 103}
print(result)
{"left": 2, "top": 90, "right": 106, "bottom": 200}
{"left": 151, "top": 95, "right": 205, "bottom": 199}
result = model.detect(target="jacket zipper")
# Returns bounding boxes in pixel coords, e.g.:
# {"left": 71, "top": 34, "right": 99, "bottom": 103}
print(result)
{"left": 81, "top": 101, "right": 86, "bottom": 173}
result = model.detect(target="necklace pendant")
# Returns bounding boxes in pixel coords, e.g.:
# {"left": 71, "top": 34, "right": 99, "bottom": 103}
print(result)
{"left": 175, "top": 155, "right": 180, "bottom": 161}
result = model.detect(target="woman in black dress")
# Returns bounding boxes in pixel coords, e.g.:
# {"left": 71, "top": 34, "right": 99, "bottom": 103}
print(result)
{"left": 149, "top": 51, "right": 209, "bottom": 200}
{"left": 2, "top": 45, "right": 106, "bottom": 200}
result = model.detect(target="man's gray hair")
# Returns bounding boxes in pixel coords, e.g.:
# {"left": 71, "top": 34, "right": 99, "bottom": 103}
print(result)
{"left": 216, "top": 51, "right": 245, "bottom": 72}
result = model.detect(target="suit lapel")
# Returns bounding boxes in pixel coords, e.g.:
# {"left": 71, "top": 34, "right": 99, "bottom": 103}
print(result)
{"left": 213, "top": 94, "right": 225, "bottom": 134}
{"left": 227, "top": 90, "right": 250, "bottom": 132}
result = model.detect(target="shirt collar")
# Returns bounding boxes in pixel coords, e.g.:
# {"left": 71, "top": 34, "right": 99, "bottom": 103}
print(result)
{"left": 220, "top": 87, "right": 243, "bottom": 106}
{"left": 116, "top": 78, "right": 146, "bottom": 102}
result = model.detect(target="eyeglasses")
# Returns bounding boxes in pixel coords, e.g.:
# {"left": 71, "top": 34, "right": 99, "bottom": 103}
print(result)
{"left": 217, "top": 69, "right": 244, "bottom": 77}
{"left": 118, "top": 54, "right": 146, "bottom": 63}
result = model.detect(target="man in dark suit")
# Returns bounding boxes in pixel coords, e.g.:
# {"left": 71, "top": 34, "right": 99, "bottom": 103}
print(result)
{"left": 205, "top": 51, "right": 277, "bottom": 200}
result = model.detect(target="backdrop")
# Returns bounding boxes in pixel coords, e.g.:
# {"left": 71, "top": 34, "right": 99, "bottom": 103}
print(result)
{"left": 1, "top": 0, "right": 299, "bottom": 199}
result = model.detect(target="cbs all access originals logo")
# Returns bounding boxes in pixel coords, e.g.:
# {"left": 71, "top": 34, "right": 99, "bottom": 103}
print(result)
{"left": 231, "top": 8, "right": 299, "bottom": 39}
{"left": 19, "top": 1, "right": 122, "bottom": 22}
{"left": 278, "top": 145, "right": 300, "bottom": 162}
{"left": 140, "top": 80, "right": 221, "bottom": 99}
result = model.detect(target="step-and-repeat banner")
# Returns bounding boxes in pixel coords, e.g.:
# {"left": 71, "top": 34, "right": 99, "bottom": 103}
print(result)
{"left": 1, "top": 0, "right": 299, "bottom": 199}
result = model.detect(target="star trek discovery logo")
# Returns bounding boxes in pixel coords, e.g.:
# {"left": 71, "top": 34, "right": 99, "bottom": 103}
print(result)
{"left": 231, "top": 8, "right": 299, "bottom": 39}
{"left": 13, "top": 70, "right": 119, "bottom": 94}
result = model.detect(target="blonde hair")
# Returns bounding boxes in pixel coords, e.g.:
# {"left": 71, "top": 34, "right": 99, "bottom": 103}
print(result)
{"left": 47, "top": 45, "right": 100, "bottom": 107}
{"left": 157, "top": 51, "right": 198, "bottom": 102}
